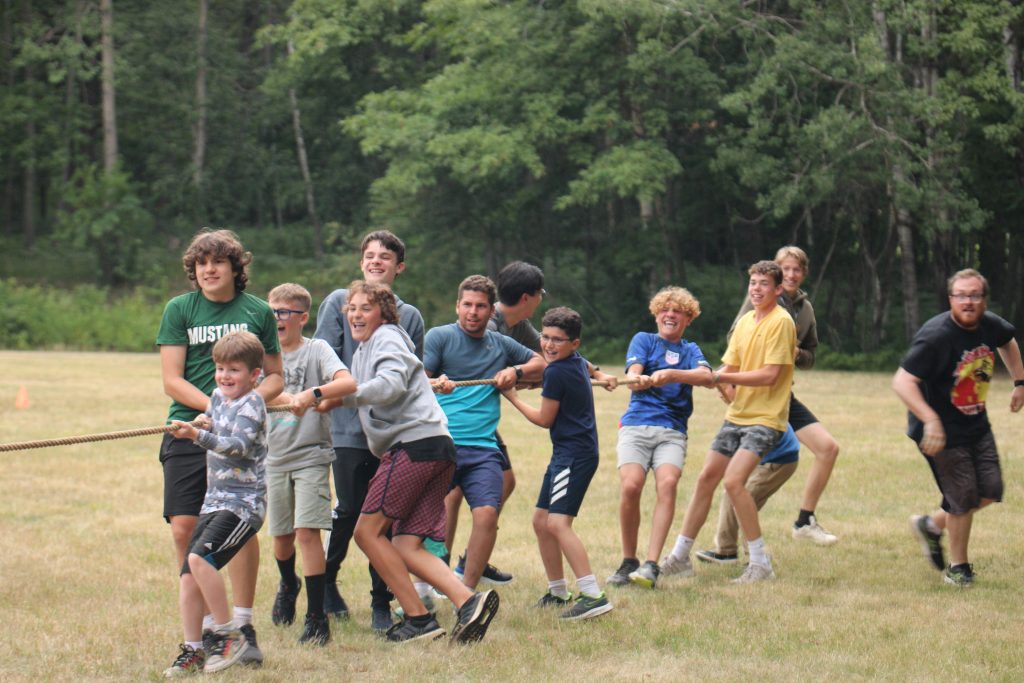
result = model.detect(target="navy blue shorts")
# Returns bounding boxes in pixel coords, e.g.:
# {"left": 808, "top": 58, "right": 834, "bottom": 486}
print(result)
{"left": 452, "top": 446, "right": 505, "bottom": 510}
{"left": 536, "top": 453, "right": 598, "bottom": 517}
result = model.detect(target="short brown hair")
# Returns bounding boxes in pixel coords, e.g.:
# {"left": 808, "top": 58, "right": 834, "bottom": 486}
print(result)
{"left": 947, "top": 268, "right": 989, "bottom": 297}
{"left": 774, "top": 245, "right": 809, "bottom": 272}
{"left": 542, "top": 307, "right": 582, "bottom": 340}
{"left": 183, "top": 229, "right": 252, "bottom": 292}
{"left": 212, "top": 330, "right": 264, "bottom": 372}
{"left": 347, "top": 280, "right": 399, "bottom": 325}
{"left": 268, "top": 283, "right": 312, "bottom": 311}
{"left": 361, "top": 230, "right": 406, "bottom": 264}
{"left": 648, "top": 286, "right": 701, "bottom": 319}
{"left": 749, "top": 260, "right": 782, "bottom": 287}
{"left": 458, "top": 275, "right": 497, "bottom": 305}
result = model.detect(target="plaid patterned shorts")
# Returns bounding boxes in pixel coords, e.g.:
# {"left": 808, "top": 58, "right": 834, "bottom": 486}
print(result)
{"left": 361, "top": 447, "right": 454, "bottom": 540}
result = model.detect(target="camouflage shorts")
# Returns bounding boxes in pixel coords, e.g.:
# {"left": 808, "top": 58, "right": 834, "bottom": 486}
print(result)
{"left": 710, "top": 422, "right": 784, "bottom": 459}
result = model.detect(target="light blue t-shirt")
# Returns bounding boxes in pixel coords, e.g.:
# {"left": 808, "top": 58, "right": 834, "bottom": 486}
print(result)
{"left": 423, "top": 323, "right": 535, "bottom": 449}
{"left": 620, "top": 332, "right": 710, "bottom": 433}
{"left": 761, "top": 425, "right": 800, "bottom": 465}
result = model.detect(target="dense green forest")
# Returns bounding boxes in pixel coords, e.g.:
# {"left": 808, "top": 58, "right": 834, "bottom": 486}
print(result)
{"left": 2, "top": 0, "right": 1023, "bottom": 361}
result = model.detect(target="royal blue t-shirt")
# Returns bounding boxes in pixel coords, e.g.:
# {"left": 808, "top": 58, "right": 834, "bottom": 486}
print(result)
{"left": 761, "top": 425, "right": 799, "bottom": 465}
{"left": 542, "top": 352, "right": 599, "bottom": 459}
{"left": 620, "top": 332, "right": 710, "bottom": 433}
{"left": 424, "top": 323, "right": 535, "bottom": 449}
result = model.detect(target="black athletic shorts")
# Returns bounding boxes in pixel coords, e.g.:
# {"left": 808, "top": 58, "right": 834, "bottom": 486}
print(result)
{"left": 160, "top": 433, "right": 207, "bottom": 521}
{"left": 924, "top": 431, "right": 1003, "bottom": 515}
{"left": 788, "top": 395, "right": 819, "bottom": 432}
{"left": 181, "top": 510, "right": 257, "bottom": 574}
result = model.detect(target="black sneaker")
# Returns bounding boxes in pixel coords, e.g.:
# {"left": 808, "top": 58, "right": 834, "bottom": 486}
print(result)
{"left": 910, "top": 515, "right": 945, "bottom": 571}
{"left": 944, "top": 563, "right": 974, "bottom": 587}
{"left": 162, "top": 643, "right": 206, "bottom": 677}
{"left": 605, "top": 557, "right": 640, "bottom": 586}
{"left": 695, "top": 549, "right": 740, "bottom": 564}
{"left": 272, "top": 579, "right": 301, "bottom": 626}
{"left": 449, "top": 590, "right": 500, "bottom": 645}
{"left": 238, "top": 624, "right": 263, "bottom": 666}
{"left": 384, "top": 616, "right": 446, "bottom": 643}
{"left": 371, "top": 603, "right": 394, "bottom": 634}
{"left": 298, "top": 612, "right": 331, "bottom": 645}
{"left": 323, "top": 583, "right": 350, "bottom": 620}
{"left": 455, "top": 554, "right": 514, "bottom": 585}
{"left": 534, "top": 591, "right": 573, "bottom": 608}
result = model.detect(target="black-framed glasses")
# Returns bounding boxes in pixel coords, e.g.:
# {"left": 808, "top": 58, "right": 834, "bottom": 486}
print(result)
{"left": 273, "top": 308, "right": 306, "bottom": 320}
{"left": 541, "top": 334, "right": 571, "bottom": 345}
{"left": 950, "top": 293, "right": 984, "bottom": 303}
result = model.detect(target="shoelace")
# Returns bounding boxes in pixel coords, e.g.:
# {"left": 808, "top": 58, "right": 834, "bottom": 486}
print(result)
{"left": 171, "top": 644, "right": 202, "bottom": 668}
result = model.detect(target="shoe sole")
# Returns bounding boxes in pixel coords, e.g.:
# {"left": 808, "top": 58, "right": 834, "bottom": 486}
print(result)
{"left": 942, "top": 575, "right": 972, "bottom": 588}
{"left": 627, "top": 572, "right": 656, "bottom": 589}
{"left": 909, "top": 515, "right": 945, "bottom": 571}
{"left": 695, "top": 551, "right": 739, "bottom": 565}
{"left": 450, "top": 590, "right": 500, "bottom": 645}
{"left": 560, "top": 602, "right": 614, "bottom": 621}
{"left": 791, "top": 528, "right": 839, "bottom": 546}
{"left": 390, "top": 626, "right": 447, "bottom": 643}
{"left": 204, "top": 638, "right": 249, "bottom": 674}
{"left": 605, "top": 574, "right": 633, "bottom": 586}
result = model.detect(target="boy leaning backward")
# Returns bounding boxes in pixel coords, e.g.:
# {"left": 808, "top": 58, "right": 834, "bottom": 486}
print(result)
{"left": 265, "top": 283, "right": 356, "bottom": 645}
{"left": 166, "top": 331, "right": 270, "bottom": 676}
{"left": 502, "top": 307, "right": 619, "bottom": 620}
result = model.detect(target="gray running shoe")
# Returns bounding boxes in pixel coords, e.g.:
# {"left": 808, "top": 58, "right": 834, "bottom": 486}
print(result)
{"left": 237, "top": 624, "right": 263, "bottom": 666}
{"left": 910, "top": 514, "right": 945, "bottom": 571}
{"left": 695, "top": 549, "right": 739, "bottom": 564}
{"left": 559, "top": 593, "right": 613, "bottom": 621}
{"left": 450, "top": 590, "right": 500, "bottom": 645}
{"left": 606, "top": 558, "right": 640, "bottom": 585}
{"left": 628, "top": 560, "right": 660, "bottom": 589}
{"left": 385, "top": 616, "right": 446, "bottom": 643}
{"left": 203, "top": 629, "right": 249, "bottom": 674}
{"left": 535, "top": 591, "right": 573, "bottom": 608}
{"left": 732, "top": 562, "right": 776, "bottom": 584}
{"left": 659, "top": 552, "right": 694, "bottom": 578}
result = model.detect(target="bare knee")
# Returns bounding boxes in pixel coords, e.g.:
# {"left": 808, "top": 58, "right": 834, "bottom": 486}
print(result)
{"left": 532, "top": 509, "right": 549, "bottom": 536}
{"left": 295, "top": 527, "right": 320, "bottom": 546}
{"left": 722, "top": 476, "right": 747, "bottom": 498}
{"left": 472, "top": 506, "right": 499, "bottom": 528}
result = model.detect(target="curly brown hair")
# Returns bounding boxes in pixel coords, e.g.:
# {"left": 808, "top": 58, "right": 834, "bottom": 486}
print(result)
{"left": 182, "top": 229, "right": 252, "bottom": 292}
{"left": 346, "top": 280, "right": 399, "bottom": 325}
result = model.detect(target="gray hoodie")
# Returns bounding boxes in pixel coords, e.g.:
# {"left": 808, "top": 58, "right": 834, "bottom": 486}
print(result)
{"left": 342, "top": 324, "right": 449, "bottom": 457}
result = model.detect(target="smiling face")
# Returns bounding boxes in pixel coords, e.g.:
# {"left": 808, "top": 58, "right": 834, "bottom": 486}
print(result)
{"left": 778, "top": 256, "right": 806, "bottom": 296}
{"left": 360, "top": 240, "right": 405, "bottom": 285}
{"left": 347, "top": 292, "right": 385, "bottom": 342}
{"left": 456, "top": 289, "right": 494, "bottom": 338}
{"left": 748, "top": 272, "right": 782, "bottom": 311}
{"left": 655, "top": 305, "right": 691, "bottom": 343}
{"left": 270, "top": 298, "right": 308, "bottom": 349}
{"left": 948, "top": 275, "right": 987, "bottom": 330}
{"left": 540, "top": 325, "right": 580, "bottom": 362}
{"left": 195, "top": 255, "right": 236, "bottom": 301}
{"left": 215, "top": 359, "right": 261, "bottom": 401}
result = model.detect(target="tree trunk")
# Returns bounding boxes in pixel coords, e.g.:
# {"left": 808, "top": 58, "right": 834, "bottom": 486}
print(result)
{"left": 193, "top": 0, "right": 208, "bottom": 191}
{"left": 287, "top": 40, "right": 324, "bottom": 259}
{"left": 2, "top": 0, "right": 13, "bottom": 236}
{"left": 100, "top": 0, "right": 117, "bottom": 172}
{"left": 892, "top": 173, "right": 919, "bottom": 340}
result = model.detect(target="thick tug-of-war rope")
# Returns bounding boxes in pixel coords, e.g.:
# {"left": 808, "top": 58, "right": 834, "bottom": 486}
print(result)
{"left": 0, "top": 377, "right": 641, "bottom": 453}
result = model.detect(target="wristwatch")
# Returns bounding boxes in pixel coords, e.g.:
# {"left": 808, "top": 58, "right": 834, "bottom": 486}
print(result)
{"left": 1014, "top": 379, "right": 1024, "bottom": 388}
{"left": 513, "top": 365, "right": 524, "bottom": 381}
{"left": 312, "top": 387, "right": 324, "bottom": 406}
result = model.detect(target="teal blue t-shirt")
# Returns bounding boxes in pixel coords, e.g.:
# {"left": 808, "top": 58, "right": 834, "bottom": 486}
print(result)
{"left": 423, "top": 324, "right": 535, "bottom": 449}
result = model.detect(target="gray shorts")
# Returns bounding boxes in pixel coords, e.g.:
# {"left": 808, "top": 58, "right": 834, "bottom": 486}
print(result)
{"left": 710, "top": 422, "right": 783, "bottom": 459}
{"left": 925, "top": 431, "right": 1003, "bottom": 515}
{"left": 267, "top": 463, "right": 333, "bottom": 536}
{"left": 617, "top": 425, "right": 687, "bottom": 471}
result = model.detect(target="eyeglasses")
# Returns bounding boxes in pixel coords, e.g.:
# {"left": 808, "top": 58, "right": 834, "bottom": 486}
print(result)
{"left": 541, "top": 334, "right": 571, "bottom": 345}
{"left": 950, "top": 293, "right": 984, "bottom": 303}
{"left": 272, "top": 308, "right": 306, "bottom": 320}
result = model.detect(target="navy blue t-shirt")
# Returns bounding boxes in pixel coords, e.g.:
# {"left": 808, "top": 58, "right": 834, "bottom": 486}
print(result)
{"left": 620, "top": 332, "right": 710, "bottom": 433}
{"left": 542, "top": 352, "right": 599, "bottom": 459}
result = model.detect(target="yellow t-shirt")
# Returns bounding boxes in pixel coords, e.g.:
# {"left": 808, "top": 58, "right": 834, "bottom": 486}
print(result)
{"left": 722, "top": 304, "right": 796, "bottom": 431}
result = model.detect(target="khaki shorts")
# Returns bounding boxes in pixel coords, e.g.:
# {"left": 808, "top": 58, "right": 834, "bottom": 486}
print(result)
{"left": 267, "top": 464, "right": 333, "bottom": 536}
{"left": 617, "top": 425, "right": 687, "bottom": 471}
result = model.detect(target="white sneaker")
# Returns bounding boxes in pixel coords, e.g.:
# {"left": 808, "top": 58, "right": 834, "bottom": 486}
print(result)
{"left": 658, "top": 553, "right": 694, "bottom": 578}
{"left": 732, "top": 562, "right": 776, "bottom": 584}
{"left": 792, "top": 515, "right": 838, "bottom": 546}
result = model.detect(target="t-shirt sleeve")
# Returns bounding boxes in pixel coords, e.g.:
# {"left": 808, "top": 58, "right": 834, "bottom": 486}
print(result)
{"left": 688, "top": 342, "right": 711, "bottom": 370}
{"left": 540, "top": 363, "right": 567, "bottom": 402}
{"left": 312, "top": 338, "right": 347, "bottom": 382}
{"left": 900, "top": 331, "right": 939, "bottom": 380}
{"left": 992, "top": 314, "right": 1016, "bottom": 348}
{"left": 256, "top": 303, "right": 281, "bottom": 355}
{"left": 625, "top": 333, "right": 650, "bottom": 371}
{"left": 313, "top": 290, "right": 347, "bottom": 358}
{"left": 156, "top": 298, "right": 188, "bottom": 346}
{"left": 501, "top": 334, "right": 536, "bottom": 366}
{"left": 763, "top": 315, "right": 796, "bottom": 366}
{"left": 423, "top": 327, "right": 444, "bottom": 375}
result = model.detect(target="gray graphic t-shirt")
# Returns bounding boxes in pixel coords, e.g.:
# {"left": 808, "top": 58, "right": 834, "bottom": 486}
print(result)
{"left": 197, "top": 388, "right": 268, "bottom": 528}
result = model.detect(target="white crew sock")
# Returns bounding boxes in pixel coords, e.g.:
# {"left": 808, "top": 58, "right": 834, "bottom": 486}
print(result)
{"left": 576, "top": 574, "right": 600, "bottom": 598}
{"left": 671, "top": 534, "right": 694, "bottom": 559}
{"left": 202, "top": 614, "right": 216, "bottom": 632}
{"left": 748, "top": 537, "right": 769, "bottom": 567}
{"left": 548, "top": 578, "right": 570, "bottom": 599}
{"left": 233, "top": 606, "right": 253, "bottom": 627}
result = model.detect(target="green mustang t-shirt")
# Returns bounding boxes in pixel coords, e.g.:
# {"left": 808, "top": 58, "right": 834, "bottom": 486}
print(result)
{"left": 156, "top": 290, "right": 280, "bottom": 423}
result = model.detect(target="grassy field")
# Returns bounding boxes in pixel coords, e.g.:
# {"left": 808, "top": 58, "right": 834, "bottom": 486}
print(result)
{"left": 1, "top": 350, "right": 1022, "bottom": 682}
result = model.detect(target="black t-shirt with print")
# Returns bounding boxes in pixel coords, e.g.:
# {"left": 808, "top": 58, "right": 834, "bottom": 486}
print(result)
{"left": 900, "top": 311, "right": 1015, "bottom": 447}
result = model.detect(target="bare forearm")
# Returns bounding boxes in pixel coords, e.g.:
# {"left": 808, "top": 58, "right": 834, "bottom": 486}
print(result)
{"left": 163, "top": 377, "right": 211, "bottom": 412}
{"left": 717, "top": 365, "right": 783, "bottom": 387}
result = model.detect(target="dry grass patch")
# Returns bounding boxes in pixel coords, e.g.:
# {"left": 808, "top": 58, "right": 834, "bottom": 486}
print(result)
{"left": 1, "top": 351, "right": 1022, "bottom": 681}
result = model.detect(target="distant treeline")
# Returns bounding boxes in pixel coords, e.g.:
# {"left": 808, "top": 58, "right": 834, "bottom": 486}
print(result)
{"left": 3, "top": 1, "right": 1023, "bottom": 356}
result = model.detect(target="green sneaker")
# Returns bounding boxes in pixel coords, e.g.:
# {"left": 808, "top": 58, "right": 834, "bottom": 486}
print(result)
{"left": 534, "top": 591, "right": 573, "bottom": 608}
{"left": 559, "top": 592, "right": 613, "bottom": 621}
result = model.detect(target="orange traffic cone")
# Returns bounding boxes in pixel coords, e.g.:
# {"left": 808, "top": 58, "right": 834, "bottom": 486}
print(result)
{"left": 15, "top": 385, "right": 29, "bottom": 410}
